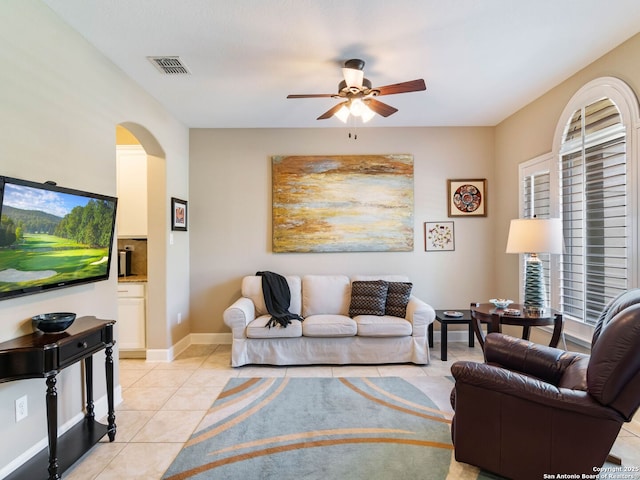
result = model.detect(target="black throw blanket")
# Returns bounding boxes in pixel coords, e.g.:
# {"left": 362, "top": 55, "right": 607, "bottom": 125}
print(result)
{"left": 256, "top": 271, "right": 304, "bottom": 328}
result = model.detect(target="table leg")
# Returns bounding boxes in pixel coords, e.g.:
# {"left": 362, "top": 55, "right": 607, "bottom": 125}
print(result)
{"left": 471, "top": 312, "right": 486, "bottom": 351}
{"left": 491, "top": 313, "right": 501, "bottom": 335}
{"left": 428, "top": 322, "right": 434, "bottom": 348}
{"left": 105, "top": 345, "right": 116, "bottom": 441}
{"left": 84, "top": 356, "right": 94, "bottom": 419}
{"left": 468, "top": 321, "right": 475, "bottom": 347}
{"left": 549, "top": 314, "right": 563, "bottom": 348}
{"left": 441, "top": 322, "right": 448, "bottom": 361}
{"left": 522, "top": 325, "right": 531, "bottom": 340}
{"left": 46, "top": 375, "right": 60, "bottom": 480}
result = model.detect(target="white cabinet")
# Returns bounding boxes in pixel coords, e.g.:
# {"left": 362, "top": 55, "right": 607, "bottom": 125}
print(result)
{"left": 117, "top": 283, "right": 146, "bottom": 354}
{"left": 116, "top": 145, "right": 148, "bottom": 238}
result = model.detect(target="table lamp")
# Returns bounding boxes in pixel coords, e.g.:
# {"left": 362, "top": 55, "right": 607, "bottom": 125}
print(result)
{"left": 506, "top": 218, "right": 563, "bottom": 312}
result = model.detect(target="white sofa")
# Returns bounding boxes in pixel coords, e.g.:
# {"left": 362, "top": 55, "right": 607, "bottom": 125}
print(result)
{"left": 223, "top": 274, "right": 436, "bottom": 367}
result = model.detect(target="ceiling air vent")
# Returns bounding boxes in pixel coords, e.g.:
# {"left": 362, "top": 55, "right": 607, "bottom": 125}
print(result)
{"left": 147, "top": 56, "right": 190, "bottom": 75}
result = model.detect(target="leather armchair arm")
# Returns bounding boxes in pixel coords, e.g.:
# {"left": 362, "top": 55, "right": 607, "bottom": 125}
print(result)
{"left": 451, "top": 360, "right": 623, "bottom": 421}
{"left": 484, "top": 332, "right": 588, "bottom": 385}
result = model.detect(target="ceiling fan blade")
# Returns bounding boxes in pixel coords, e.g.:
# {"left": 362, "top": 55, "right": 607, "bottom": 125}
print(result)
{"left": 317, "top": 102, "right": 348, "bottom": 120}
{"left": 376, "top": 79, "right": 426, "bottom": 96}
{"left": 365, "top": 98, "right": 398, "bottom": 117}
{"left": 287, "top": 94, "right": 335, "bottom": 99}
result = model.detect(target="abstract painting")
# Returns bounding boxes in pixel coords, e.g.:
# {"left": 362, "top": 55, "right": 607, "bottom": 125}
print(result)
{"left": 272, "top": 154, "right": 414, "bottom": 252}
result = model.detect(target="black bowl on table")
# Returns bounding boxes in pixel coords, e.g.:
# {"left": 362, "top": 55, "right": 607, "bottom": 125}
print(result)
{"left": 32, "top": 313, "right": 76, "bottom": 333}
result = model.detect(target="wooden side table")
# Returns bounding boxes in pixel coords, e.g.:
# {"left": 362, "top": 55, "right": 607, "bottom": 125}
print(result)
{"left": 470, "top": 303, "right": 563, "bottom": 351}
{"left": 429, "top": 310, "right": 483, "bottom": 361}
{"left": 1, "top": 316, "right": 116, "bottom": 480}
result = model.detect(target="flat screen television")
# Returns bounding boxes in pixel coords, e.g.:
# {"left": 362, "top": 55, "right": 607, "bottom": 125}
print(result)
{"left": 0, "top": 175, "right": 118, "bottom": 300}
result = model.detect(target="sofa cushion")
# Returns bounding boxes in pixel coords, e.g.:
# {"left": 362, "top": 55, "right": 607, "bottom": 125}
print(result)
{"left": 349, "top": 280, "right": 389, "bottom": 317}
{"left": 355, "top": 315, "right": 413, "bottom": 337}
{"left": 384, "top": 282, "right": 413, "bottom": 318}
{"left": 242, "top": 275, "right": 302, "bottom": 317}
{"left": 302, "top": 314, "right": 357, "bottom": 337}
{"left": 302, "top": 275, "right": 351, "bottom": 316}
{"left": 246, "top": 315, "right": 303, "bottom": 339}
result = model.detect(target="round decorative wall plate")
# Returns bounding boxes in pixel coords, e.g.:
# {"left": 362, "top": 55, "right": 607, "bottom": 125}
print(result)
{"left": 453, "top": 184, "right": 481, "bottom": 213}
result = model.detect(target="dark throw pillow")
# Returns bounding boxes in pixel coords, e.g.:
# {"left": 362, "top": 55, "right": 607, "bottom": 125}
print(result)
{"left": 384, "top": 282, "right": 413, "bottom": 318}
{"left": 349, "top": 280, "right": 389, "bottom": 317}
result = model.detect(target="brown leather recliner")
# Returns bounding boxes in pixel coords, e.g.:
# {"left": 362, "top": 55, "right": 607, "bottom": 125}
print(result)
{"left": 450, "top": 290, "right": 640, "bottom": 480}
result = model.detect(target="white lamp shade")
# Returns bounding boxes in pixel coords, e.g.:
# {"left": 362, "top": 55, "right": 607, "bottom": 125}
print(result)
{"left": 506, "top": 218, "right": 563, "bottom": 254}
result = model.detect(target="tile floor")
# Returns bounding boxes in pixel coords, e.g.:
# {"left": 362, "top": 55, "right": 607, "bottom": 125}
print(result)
{"left": 62, "top": 342, "right": 640, "bottom": 479}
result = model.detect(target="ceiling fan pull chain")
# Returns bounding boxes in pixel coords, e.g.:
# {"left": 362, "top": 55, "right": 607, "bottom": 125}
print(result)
{"left": 348, "top": 115, "right": 358, "bottom": 140}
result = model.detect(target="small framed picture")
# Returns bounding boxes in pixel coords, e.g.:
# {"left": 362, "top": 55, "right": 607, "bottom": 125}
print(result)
{"left": 425, "top": 221, "right": 455, "bottom": 251}
{"left": 447, "top": 179, "right": 487, "bottom": 217}
{"left": 171, "top": 197, "right": 188, "bottom": 231}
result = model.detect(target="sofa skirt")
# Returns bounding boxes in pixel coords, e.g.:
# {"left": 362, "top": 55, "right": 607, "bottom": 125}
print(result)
{"left": 229, "top": 335, "right": 429, "bottom": 367}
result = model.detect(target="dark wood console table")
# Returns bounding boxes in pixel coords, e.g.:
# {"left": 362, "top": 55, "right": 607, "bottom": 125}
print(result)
{"left": 0, "top": 316, "right": 116, "bottom": 480}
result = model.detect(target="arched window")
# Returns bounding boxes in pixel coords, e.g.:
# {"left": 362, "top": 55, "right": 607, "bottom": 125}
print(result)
{"left": 558, "top": 97, "right": 627, "bottom": 324}
{"left": 519, "top": 77, "right": 639, "bottom": 334}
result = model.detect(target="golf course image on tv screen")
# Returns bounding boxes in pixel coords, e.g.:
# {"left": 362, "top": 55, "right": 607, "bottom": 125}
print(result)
{"left": 0, "top": 176, "right": 117, "bottom": 300}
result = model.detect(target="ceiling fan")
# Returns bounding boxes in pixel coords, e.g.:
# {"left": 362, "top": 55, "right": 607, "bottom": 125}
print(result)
{"left": 287, "top": 59, "right": 426, "bottom": 122}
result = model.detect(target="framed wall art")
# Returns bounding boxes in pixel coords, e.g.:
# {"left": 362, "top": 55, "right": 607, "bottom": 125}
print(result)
{"left": 447, "top": 179, "right": 487, "bottom": 217}
{"left": 271, "top": 154, "right": 414, "bottom": 253}
{"left": 171, "top": 197, "right": 188, "bottom": 231}
{"left": 425, "top": 221, "right": 455, "bottom": 251}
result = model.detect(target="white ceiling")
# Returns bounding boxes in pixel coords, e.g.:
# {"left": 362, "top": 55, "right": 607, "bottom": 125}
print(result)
{"left": 43, "top": 0, "right": 640, "bottom": 129}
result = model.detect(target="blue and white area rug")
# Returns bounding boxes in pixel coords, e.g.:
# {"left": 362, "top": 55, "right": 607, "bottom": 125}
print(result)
{"left": 163, "top": 377, "right": 488, "bottom": 480}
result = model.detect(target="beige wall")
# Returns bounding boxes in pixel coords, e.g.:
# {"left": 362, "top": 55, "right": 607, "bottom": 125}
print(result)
{"left": 0, "top": 1, "right": 189, "bottom": 473}
{"left": 494, "top": 32, "right": 640, "bottom": 302}
{"left": 189, "top": 127, "right": 496, "bottom": 334}
{"left": 3, "top": 1, "right": 639, "bottom": 473}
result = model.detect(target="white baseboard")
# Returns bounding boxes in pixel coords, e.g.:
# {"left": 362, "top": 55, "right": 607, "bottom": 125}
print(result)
{"left": 0, "top": 386, "right": 123, "bottom": 479}
{"left": 145, "top": 334, "right": 192, "bottom": 362}
{"left": 145, "top": 333, "right": 230, "bottom": 362}
{"left": 147, "top": 333, "right": 233, "bottom": 362}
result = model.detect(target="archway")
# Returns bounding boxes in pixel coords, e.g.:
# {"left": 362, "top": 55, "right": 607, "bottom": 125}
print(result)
{"left": 116, "top": 123, "right": 168, "bottom": 356}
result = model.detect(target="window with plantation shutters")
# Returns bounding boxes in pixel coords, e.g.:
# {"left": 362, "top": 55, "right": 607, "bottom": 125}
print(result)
{"left": 522, "top": 170, "right": 552, "bottom": 303}
{"left": 517, "top": 78, "right": 638, "bottom": 338}
{"left": 559, "top": 97, "right": 628, "bottom": 325}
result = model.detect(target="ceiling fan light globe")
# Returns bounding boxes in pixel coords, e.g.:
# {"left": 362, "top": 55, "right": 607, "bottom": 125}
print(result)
{"left": 361, "top": 105, "right": 376, "bottom": 122}
{"left": 349, "top": 98, "right": 366, "bottom": 116}
{"left": 334, "top": 105, "right": 350, "bottom": 123}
